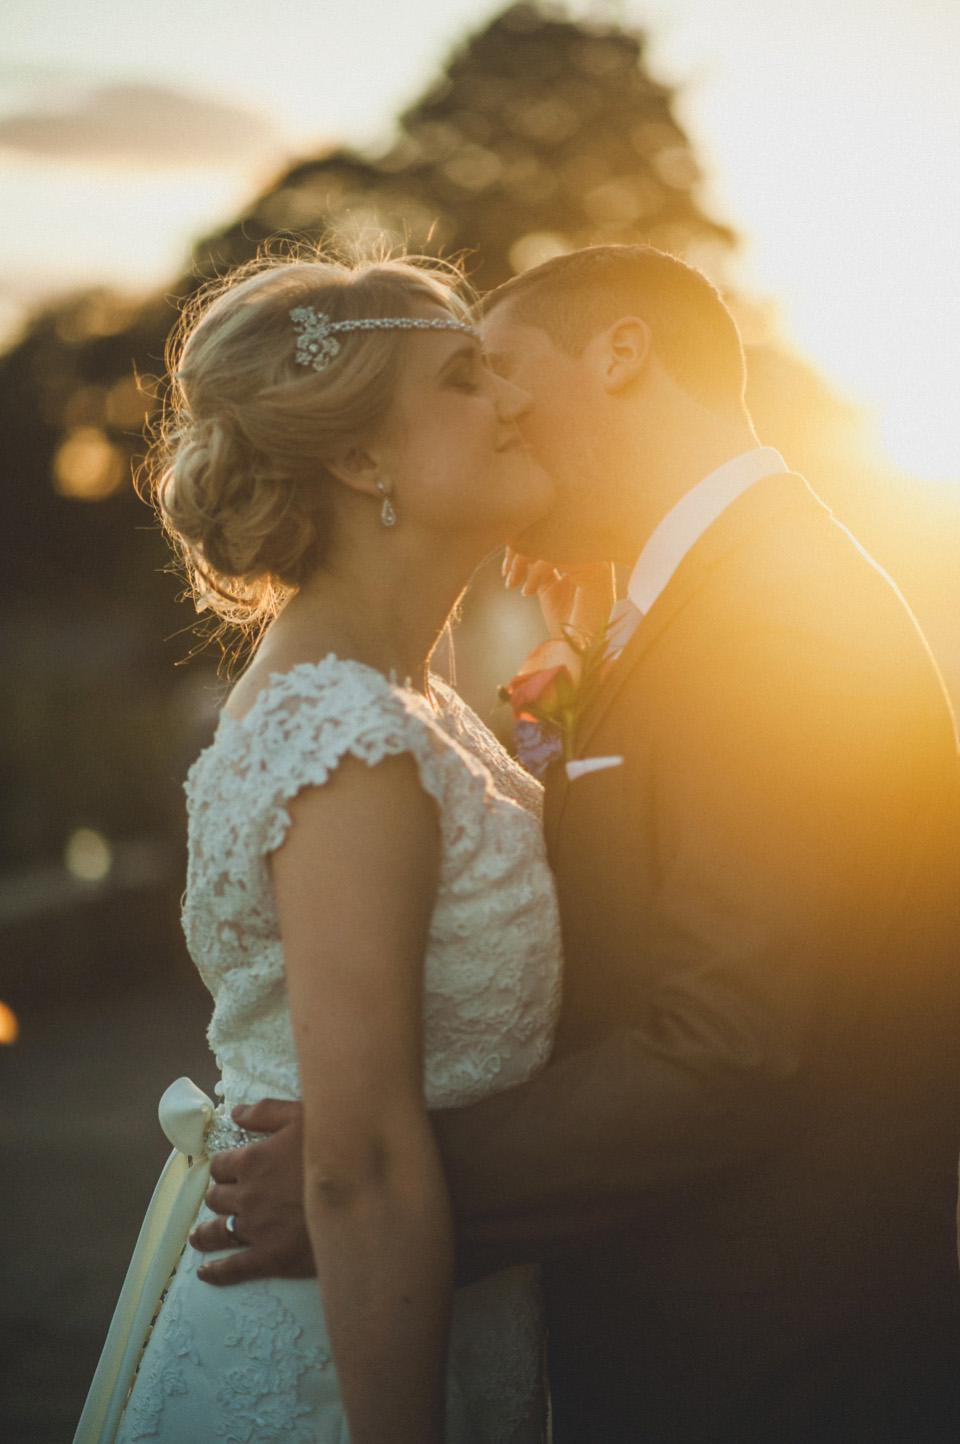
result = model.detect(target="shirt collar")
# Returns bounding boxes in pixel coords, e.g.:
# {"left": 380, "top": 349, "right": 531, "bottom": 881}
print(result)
{"left": 626, "top": 447, "right": 788, "bottom": 616}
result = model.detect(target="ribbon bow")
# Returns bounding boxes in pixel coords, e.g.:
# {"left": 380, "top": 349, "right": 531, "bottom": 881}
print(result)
{"left": 73, "top": 1077, "right": 218, "bottom": 1443}
{"left": 158, "top": 1075, "right": 215, "bottom": 1159}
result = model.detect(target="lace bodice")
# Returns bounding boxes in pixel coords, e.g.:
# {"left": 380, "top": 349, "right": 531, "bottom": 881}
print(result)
{"left": 182, "top": 655, "right": 562, "bottom": 1112}
{"left": 109, "top": 657, "right": 560, "bottom": 1444}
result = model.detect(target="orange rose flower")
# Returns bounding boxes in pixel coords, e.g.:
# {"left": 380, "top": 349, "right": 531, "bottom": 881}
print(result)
{"left": 504, "top": 638, "right": 583, "bottom": 722}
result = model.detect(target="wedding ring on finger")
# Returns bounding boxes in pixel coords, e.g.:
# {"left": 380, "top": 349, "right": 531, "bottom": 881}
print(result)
{"left": 225, "top": 1214, "right": 242, "bottom": 1245}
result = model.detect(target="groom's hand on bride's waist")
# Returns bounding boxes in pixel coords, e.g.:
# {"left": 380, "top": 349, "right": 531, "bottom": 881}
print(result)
{"left": 191, "top": 1094, "right": 502, "bottom": 1289}
{"left": 190, "top": 1098, "right": 317, "bottom": 1284}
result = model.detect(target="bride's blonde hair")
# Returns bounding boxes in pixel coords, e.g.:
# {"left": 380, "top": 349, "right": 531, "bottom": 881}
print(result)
{"left": 143, "top": 250, "right": 472, "bottom": 632}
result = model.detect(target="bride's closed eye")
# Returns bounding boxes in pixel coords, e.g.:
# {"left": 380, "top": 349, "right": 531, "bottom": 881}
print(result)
{"left": 438, "top": 347, "right": 481, "bottom": 394}
{"left": 447, "top": 356, "right": 492, "bottom": 395}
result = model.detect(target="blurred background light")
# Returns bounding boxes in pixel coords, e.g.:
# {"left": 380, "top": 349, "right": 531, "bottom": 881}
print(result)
{"left": 53, "top": 427, "right": 126, "bottom": 500}
{"left": 0, "top": 1000, "right": 19, "bottom": 1044}
{"left": 64, "top": 828, "right": 113, "bottom": 882}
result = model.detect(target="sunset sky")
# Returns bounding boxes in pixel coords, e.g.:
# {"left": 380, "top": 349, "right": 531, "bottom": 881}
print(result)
{"left": 1, "top": 0, "right": 957, "bottom": 481}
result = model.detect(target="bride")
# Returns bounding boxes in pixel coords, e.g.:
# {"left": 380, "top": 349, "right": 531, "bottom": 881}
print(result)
{"left": 74, "top": 253, "right": 564, "bottom": 1443}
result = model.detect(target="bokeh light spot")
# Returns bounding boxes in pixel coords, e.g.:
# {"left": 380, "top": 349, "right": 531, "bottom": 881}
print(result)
{"left": 442, "top": 145, "right": 502, "bottom": 192}
{"left": 508, "top": 98, "right": 579, "bottom": 145}
{"left": 53, "top": 427, "right": 126, "bottom": 500}
{"left": 54, "top": 291, "right": 138, "bottom": 345}
{"left": 64, "top": 828, "right": 113, "bottom": 882}
{"left": 654, "top": 146, "right": 700, "bottom": 190}
{"left": 0, "top": 1001, "right": 19, "bottom": 1045}
{"left": 508, "top": 232, "right": 570, "bottom": 274}
{"left": 584, "top": 179, "right": 660, "bottom": 225}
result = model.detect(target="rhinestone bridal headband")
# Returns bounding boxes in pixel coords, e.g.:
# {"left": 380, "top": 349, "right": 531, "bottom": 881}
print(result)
{"left": 289, "top": 305, "right": 481, "bottom": 372}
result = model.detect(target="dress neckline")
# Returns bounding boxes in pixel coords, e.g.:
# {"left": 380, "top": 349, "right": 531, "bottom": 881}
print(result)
{"left": 220, "top": 653, "right": 443, "bottom": 735}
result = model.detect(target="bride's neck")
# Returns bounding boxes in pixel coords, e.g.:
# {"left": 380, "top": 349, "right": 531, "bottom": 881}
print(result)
{"left": 260, "top": 551, "right": 466, "bottom": 697}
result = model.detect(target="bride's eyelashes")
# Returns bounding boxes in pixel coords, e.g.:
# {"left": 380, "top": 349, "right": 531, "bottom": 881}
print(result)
{"left": 450, "top": 353, "right": 499, "bottom": 396}
{"left": 447, "top": 347, "right": 512, "bottom": 397}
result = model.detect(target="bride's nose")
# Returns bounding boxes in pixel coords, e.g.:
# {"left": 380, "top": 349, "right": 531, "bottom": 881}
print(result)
{"left": 495, "top": 375, "right": 534, "bottom": 422}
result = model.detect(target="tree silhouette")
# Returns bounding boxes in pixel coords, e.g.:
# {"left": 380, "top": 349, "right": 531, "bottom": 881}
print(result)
{"left": 0, "top": 2, "right": 733, "bottom": 606}
{"left": 225, "top": 3, "right": 733, "bottom": 292}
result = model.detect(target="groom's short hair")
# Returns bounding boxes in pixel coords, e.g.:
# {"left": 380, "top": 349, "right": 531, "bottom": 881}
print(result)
{"left": 482, "top": 245, "right": 748, "bottom": 418}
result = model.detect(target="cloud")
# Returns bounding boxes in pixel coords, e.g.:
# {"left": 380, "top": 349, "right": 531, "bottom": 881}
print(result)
{"left": 0, "top": 82, "right": 283, "bottom": 167}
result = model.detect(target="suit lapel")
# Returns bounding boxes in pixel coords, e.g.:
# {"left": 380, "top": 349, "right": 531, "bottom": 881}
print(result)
{"left": 543, "top": 472, "right": 825, "bottom": 854}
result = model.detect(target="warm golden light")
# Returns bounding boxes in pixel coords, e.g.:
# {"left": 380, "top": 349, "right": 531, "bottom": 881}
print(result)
{"left": 645, "top": 2, "right": 960, "bottom": 485}
{"left": 53, "top": 427, "right": 126, "bottom": 500}
{"left": 508, "top": 232, "right": 571, "bottom": 275}
{"left": 0, "top": 1000, "right": 19, "bottom": 1045}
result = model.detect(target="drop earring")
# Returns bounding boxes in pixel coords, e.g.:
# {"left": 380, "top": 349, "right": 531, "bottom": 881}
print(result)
{"left": 376, "top": 479, "right": 397, "bottom": 528}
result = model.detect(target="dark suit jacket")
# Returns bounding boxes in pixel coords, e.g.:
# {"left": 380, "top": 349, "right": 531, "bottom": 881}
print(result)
{"left": 435, "top": 473, "right": 960, "bottom": 1442}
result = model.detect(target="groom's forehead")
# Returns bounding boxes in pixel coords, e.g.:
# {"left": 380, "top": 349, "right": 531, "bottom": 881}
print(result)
{"left": 480, "top": 306, "right": 555, "bottom": 372}
{"left": 479, "top": 305, "right": 519, "bottom": 353}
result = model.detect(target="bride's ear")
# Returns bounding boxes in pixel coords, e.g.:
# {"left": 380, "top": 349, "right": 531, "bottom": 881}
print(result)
{"left": 324, "top": 445, "right": 383, "bottom": 500}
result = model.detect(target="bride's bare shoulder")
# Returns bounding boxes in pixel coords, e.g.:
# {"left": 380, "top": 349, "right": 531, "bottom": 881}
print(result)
{"left": 222, "top": 620, "right": 351, "bottom": 723}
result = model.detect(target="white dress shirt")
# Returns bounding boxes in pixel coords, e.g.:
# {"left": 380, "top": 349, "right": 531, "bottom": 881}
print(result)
{"left": 606, "top": 447, "right": 789, "bottom": 655}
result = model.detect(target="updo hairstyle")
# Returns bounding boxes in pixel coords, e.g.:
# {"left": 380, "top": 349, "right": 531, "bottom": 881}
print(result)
{"left": 144, "top": 252, "right": 472, "bottom": 630}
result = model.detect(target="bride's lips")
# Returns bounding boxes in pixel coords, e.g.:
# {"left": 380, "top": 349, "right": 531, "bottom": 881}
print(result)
{"left": 497, "top": 431, "right": 531, "bottom": 453}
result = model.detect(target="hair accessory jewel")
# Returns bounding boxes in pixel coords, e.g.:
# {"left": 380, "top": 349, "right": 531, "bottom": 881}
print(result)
{"left": 289, "top": 306, "right": 480, "bottom": 372}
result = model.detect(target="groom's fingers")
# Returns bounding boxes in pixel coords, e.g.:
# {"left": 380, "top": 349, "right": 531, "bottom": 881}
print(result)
{"left": 208, "top": 1149, "right": 242, "bottom": 1186}
{"left": 502, "top": 550, "right": 530, "bottom": 589}
{"left": 197, "top": 1247, "right": 268, "bottom": 1287}
{"left": 190, "top": 1214, "right": 238, "bottom": 1254}
{"left": 232, "top": 1097, "right": 302, "bottom": 1133}
{"left": 503, "top": 548, "right": 555, "bottom": 591}
{"left": 191, "top": 1202, "right": 316, "bottom": 1281}
{"left": 519, "top": 561, "right": 560, "bottom": 597}
{"left": 192, "top": 1107, "right": 310, "bottom": 1284}
{"left": 196, "top": 1238, "right": 309, "bottom": 1286}
{"left": 203, "top": 1179, "right": 241, "bottom": 1215}
{"left": 192, "top": 1212, "right": 316, "bottom": 1285}
{"left": 502, "top": 551, "right": 612, "bottom": 636}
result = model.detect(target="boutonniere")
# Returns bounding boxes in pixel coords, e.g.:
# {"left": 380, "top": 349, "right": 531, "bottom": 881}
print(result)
{"left": 499, "top": 624, "right": 610, "bottom": 779}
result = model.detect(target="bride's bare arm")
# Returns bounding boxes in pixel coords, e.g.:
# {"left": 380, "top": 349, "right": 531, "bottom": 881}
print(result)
{"left": 269, "top": 752, "right": 450, "bottom": 1444}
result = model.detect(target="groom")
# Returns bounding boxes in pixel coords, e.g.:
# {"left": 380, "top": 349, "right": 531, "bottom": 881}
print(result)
{"left": 193, "top": 245, "right": 960, "bottom": 1441}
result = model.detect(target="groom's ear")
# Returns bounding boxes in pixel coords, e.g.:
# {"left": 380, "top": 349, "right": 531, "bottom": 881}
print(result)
{"left": 599, "top": 317, "right": 653, "bottom": 395}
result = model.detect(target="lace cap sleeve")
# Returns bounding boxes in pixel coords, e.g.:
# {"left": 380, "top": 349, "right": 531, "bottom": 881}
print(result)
{"left": 224, "top": 657, "right": 449, "bottom": 856}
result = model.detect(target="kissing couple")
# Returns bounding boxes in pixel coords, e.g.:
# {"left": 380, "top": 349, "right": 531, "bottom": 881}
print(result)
{"left": 76, "top": 243, "right": 960, "bottom": 1444}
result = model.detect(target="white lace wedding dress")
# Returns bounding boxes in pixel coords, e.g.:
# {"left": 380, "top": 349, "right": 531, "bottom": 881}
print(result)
{"left": 111, "top": 656, "right": 563, "bottom": 1444}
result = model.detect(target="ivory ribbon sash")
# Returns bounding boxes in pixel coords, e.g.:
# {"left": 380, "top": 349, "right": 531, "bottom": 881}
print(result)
{"left": 73, "top": 1076, "right": 216, "bottom": 1444}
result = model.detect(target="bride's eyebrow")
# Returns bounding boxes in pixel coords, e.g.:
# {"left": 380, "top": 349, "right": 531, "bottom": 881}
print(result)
{"left": 435, "top": 341, "right": 482, "bottom": 378}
